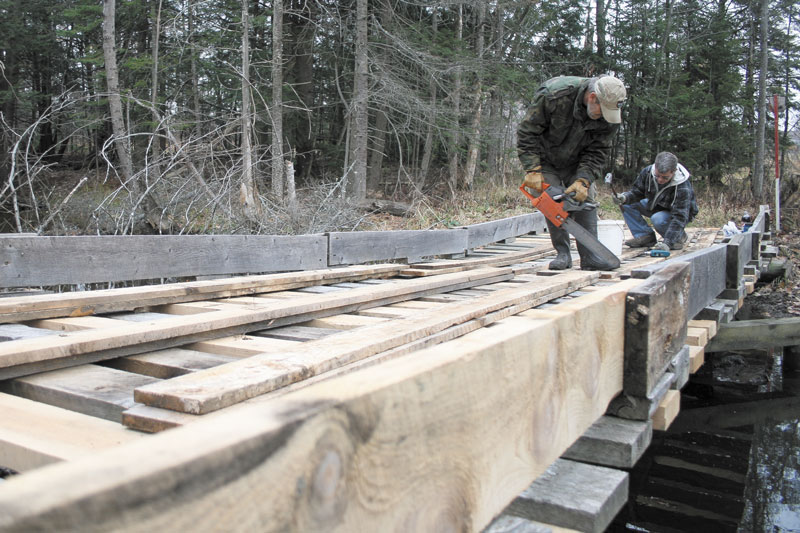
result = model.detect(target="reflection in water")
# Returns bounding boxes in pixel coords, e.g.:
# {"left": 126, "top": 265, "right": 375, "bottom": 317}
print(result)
{"left": 739, "top": 419, "right": 800, "bottom": 532}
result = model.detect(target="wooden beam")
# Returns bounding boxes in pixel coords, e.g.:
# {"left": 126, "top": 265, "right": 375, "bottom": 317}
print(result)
{"left": 706, "top": 318, "right": 800, "bottom": 352}
{"left": 0, "top": 365, "right": 159, "bottom": 423}
{"left": 562, "top": 416, "right": 652, "bottom": 469}
{"left": 623, "top": 262, "right": 691, "bottom": 397}
{"left": 652, "top": 390, "right": 680, "bottom": 431}
{"left": 0, "top": 279, "right": 630, "bottom": 532}
{"left": 328, "top": 229, "right": 468, "bottom": 265}
{"left": 0, "top": 268, "right": 512, "bottom": 380}
{"left": 0, "top": 234, "right": 330, "bottom": 287}
{"left": 133, "top": 272, "right": 610, "bottom": 415}
{"left": 0, "top": 393, "right": 145, "bottom": 472}
{"left": 505, "top": 459, "right": 628, "bottom": 533}
{"left": 0, "top": 264, "right": 403, "bottom": 323}
{"left": 463, "top": 213, "right": 546, "bottom": 250}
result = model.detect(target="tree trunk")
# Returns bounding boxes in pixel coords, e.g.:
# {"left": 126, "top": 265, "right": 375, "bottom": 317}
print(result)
{"left": 464, "top": 2, "right": 486, "bottom": 190}
{"left": 150, "top": 0, "right": 163, "bottom": 174}
{"left": 240, "top": 0, "right": 261, "bottom": 220}
{"left": 102, "top": 0, "right": 160, "bottom": 231}
{"left": 345, "top": 0, "right": 368, "bottom": 201}
{"left": 448, "top": 4, "right": 463, "bottom": 196}
{"left": 418, "top": 8, "right": 439, "bottom": 190}
{"left": 753, "top": 0, "right": 769, "bottom": 200}
{"left": 271, "top": 0, "right": 284, "bottom": 199}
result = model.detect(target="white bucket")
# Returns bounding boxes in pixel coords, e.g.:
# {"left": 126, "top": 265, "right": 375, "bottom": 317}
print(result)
{"left": 597, "top": 220, "right": 624, "bottom": 256}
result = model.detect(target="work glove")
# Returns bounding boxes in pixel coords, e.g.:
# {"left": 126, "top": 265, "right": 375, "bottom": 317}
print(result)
{"left": 653, "top": 242, "right": 669, "bottom": 252}
{"left": 564, "top": 178, "right": 590, "bottom": 203}
{"left": 523, "top": 167, "right": 544, "bottom": 193}
{"left": 612, "top": 192, "right": 626, "bottom": 205}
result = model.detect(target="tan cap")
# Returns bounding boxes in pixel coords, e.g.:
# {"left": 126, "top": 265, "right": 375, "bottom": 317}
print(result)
{"left": 595, "top": 76, "right": 626, "bottom": 124}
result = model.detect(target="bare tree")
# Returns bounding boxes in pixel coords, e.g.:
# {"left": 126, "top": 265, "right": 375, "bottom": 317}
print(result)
{"left": 240, "top": 0, "right": 262, "bottom": 219}
{"left": 345, "top": 0, "right": 368, "bottom": 201}
{"left": 753, "top": 0, "right": 769, "bottom": 200}
{"left": 271, "top": 0, "right": 285, "bottom": 199}
{"left": 448, "top": 4, "right": 463, "bottom": 196}
{"left": 102, "top": 0, "right": 160, "bottom": 231}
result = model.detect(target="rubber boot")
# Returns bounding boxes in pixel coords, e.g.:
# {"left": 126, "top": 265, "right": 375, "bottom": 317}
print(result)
{"left": 546, "top": 219, "right": 573, "bottom": 270}
{"left": 572, "top": 208, "right": 619, "bottom": 271}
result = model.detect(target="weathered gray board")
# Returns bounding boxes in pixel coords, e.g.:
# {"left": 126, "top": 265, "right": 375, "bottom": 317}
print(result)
{"left": 328, "top": 229, "right": 468, "bottom": 265}
{"left": 464, "top": 214, "right": 547, "bottom": 250}
{"left": 726, "top": 232, "right": 752, "bottom": 290}
{"left": 624, "top": 262, "right": 690, "bottom": 397}
{"left": 0, "top": 364, "right": 158, "bottom": 422}
{"left": 506, "top": 459, "right": 628, "bottom": 533}
{"left": 562, "top": 415, "right": 652, "bottom": 469}
{"left": 632, "top": 244, "right": 727, "bottom": 320}
{"left": 0, "top": 235, "right": 328, "bottom": 287}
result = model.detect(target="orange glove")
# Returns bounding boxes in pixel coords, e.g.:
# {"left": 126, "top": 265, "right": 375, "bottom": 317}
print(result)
{"left": 565, "top": 178, "right": 590, "bottom": 203}
{"left": 523, "top": 167, "right": 544, "bottom": 193}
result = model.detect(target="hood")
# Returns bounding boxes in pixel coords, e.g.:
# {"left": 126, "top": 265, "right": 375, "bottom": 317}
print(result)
{"left": 651, "top": 163, "right": 690, "bottom": 186}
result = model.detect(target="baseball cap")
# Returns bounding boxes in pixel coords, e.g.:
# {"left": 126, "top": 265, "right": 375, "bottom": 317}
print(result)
{"left": 595, "top": 76, "right": 626, "bottom": 124}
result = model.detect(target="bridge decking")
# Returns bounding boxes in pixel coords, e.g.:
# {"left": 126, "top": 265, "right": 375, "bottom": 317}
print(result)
{"left": 0, "top": 210, "right": 769, "bottom": 532}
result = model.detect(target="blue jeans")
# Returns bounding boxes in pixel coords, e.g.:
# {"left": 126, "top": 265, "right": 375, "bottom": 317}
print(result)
{"left": 622, "top": 199, "right": 672, "bottom": 238}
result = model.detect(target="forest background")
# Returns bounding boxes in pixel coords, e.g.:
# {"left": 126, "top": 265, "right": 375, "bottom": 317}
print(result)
{"left": 1, "top": 0, "right": 799, "bottom": 236}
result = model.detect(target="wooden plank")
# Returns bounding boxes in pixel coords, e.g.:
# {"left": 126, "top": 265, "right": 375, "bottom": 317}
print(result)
{"left": 623, "top": 262, "right": 691, "bottom": 397}
{"left": 301, "top": 314, "right": 386, "bottom": 330}
{"left": 133, "top": 272, "right": 609, "bottom": 415}
{"left": 506, "top": 459, "right": 628, "bottom": 533}
{"left": 256, "top": 325, "right": 338, "bottom": 342}
{"left": 652, "top": 390, "right": 681, "bottom": 431}
{"left": 689, "top": 345, "right": 705, "bottom": 373}
{"left": 328, "top": 229, "right": 468, "bottom": 265}
{"left": 0, "top": 264, "right": 403, "bottom": 323}
{"left": 0, "top": 393, "right": 145, "bottom": 472}
{"left": 464, "top": 213, "right": 547, "bottom": 249}
{"left": 0, "top": 267, "right": 512, "bottom": 379}
{"left": 706, "top": 317, "right": 800, "bottom": 352}
{"left": 561, "top": 416, "right": 652, "bottom": 469}
{"left": 101, "top": 349, "right": 237, "bottom": 379}
{"left": 0, "top": 275, "right": 628, "bottom": 532}
{"left": 0, "top": 234, "right": 329, "bottom": 287}
{"left": 31, "top": 315, "right": 301, "bottom": 359}
{"left": 688, "top": 319, "right": 717, "bottom": 339}
{"left": 686, "top": 327, "right": 708, "bottom": 347}
{"left": 0, "top": 365, "right": 158, "bottom": 422}
{"left": 187, "top": 336, "right": 301, "bottom": 357}
{"left": 484, "top": 514, "right": 580, "bottom": 532}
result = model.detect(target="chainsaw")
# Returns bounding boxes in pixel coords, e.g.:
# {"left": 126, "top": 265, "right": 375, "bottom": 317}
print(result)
{"left": 519, "top": 183, "right": 621, "bottom": 270}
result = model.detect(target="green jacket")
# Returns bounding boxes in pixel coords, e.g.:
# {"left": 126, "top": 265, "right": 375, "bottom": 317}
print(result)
{"left": 517, "top": 76, "right": 619, "bottom": 184}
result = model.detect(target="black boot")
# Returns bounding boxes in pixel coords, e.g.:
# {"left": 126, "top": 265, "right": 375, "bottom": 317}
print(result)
{"left": 546, "top": 220, "right": 573, "bottom": 270}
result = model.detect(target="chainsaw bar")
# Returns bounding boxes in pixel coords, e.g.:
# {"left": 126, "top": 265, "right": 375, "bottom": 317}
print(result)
{"left": 519, "top": 184, "right": 621, "bottom": 270}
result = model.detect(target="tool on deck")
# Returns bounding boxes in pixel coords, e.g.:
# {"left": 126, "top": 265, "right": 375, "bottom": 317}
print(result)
{"left": 649, "top": 249, "right": 670, "bottom": 257}
{"left": 519, "top": 183, "right": 621, "bottom": 270}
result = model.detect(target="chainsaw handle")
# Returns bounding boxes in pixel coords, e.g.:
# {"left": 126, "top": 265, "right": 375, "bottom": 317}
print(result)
{"left": 518, "top": 183, "right": 550, "bottom": 205}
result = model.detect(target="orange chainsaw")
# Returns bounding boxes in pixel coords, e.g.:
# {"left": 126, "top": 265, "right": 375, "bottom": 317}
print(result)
{"left": 519, "top": 183, "right": 620, "bottom": 270}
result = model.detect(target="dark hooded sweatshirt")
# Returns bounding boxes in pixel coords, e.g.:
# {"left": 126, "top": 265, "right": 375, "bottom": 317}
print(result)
{"left": 621, "top": 163, "right": 699, "bottom": 247}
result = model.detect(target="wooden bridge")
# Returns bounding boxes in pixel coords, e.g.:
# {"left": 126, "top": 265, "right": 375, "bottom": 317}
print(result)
{"left": 0, "top": 208, "right": 770, "bottom": 532}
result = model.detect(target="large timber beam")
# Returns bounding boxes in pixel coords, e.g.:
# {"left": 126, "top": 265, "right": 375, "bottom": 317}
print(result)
{"left": 623, "top": 262, "right": 691, "bottom": 398}
{"left": 0, "top": 281, "right": 633, "bottom": 533}
{"left": 705, "top": 317, "right": 800, "bottom": 352}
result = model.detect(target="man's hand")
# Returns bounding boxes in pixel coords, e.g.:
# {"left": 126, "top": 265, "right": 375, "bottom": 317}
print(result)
{"left": 523, "top": 167, "right": 544, "bottom": 193}
{"left": 612, "top": 192, "right": 626, "bottom": 205}
{"left": 653, "top": 242, "right": 669, "bottom": 252}
{"left": 565, "top": 178, "right": 590, "bottom": 203}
